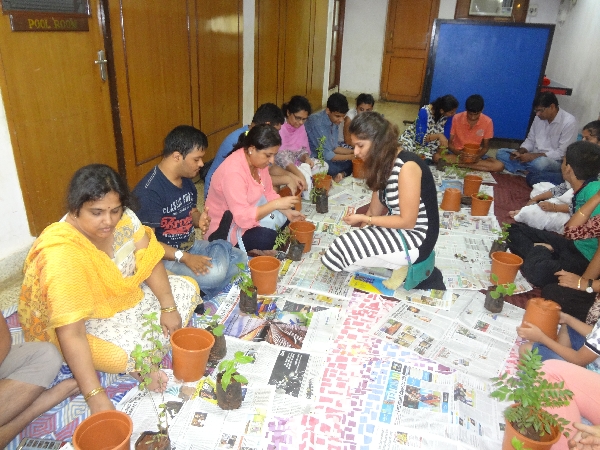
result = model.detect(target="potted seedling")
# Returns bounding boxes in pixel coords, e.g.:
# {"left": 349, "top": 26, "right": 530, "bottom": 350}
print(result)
{"left": 471, "top": 191, "right": 493, "bottom": 216}
{"left": 490, "top": 223, "right": 511, "bottom": 257}
{"left": 202, "top": 313, "right": 226, "bottom": 362}
{"left": 484, "top": 274, "right": 516, "bottom": 313}
{"left": 312, "top": 136, "right": 332, "bottom": 193}
{"left": 130, "top": 312, "right": 171, "bottom": 450}
{"left": 491, "top": 348, "right": 573, "bottom": 450}
{"left": 310, "top": 186, "right": 328, "bottom": 213}
{"left": 230, "top": 262, "right": 257, "bottom": 314}
{"left": 216, "top": 351, "right": 254, "bottom": 410}
{"left": 286, "top": 235, "right": 305, "bottom": 261}
{"left": 273, "top": 225, "right": 291, "bottom": 252}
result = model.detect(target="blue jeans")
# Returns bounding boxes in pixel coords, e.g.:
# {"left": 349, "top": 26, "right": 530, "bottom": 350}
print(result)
{"left": 497, "top": 148, "right": 562, "bottom": 181}
{"left": 163, "top": 239, "right": 247, "bottom": 299}
{"left": 327, "top": 159, "right": 352, "bottom": 178}
{"left": 532, "top": 325, "right": 585, "bottom": 361}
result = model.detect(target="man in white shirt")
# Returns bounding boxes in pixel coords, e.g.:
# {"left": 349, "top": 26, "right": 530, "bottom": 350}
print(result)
{"left": 497, "top": 92, "right": 577, "bottom": 186}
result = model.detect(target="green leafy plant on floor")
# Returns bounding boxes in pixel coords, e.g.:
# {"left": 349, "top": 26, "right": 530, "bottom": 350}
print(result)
{"left": 437, "top": 148, "right": 469, "bottom": 178}
{"left": 492, "top": 222, "right": 511, "bottom": 245}
{"left": 218, "top": 351, "right": 254, "bottom": 392}
{"left": 201, "top": 313, "right": 224, "bottom": 337}
{"left": 273, "top": 225, "right": 291, "bottom": 251}
{"left": 489, "top": 274, "right": 516, "bottom": 299}
{"left": 313, "top": 135, "right": 328, "bottom": 184}
{"left": 230, "top": 262, "right": 255, "bottom": 297}
{"left": 491, "top": 348, "right": 573, "bottom": 442}
{"left": 130, "top": 312, "right": 169, "bottom": 440}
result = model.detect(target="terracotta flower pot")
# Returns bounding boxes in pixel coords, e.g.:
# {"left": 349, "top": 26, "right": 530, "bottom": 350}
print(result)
{"left": 490, "top": 251, "right": 523, "bottom": 285}
{"left": 313, "top": 174, "right": 332, "bottom": 194}
{"left": 289, "top": 221, "right": 316, "bottom": 253}
{"left": 279, "top": 186, "right": 302, "bottom": 212}
{"left": 523, "top": 298, "right": 561, "bottom": 341}
{"left": 502, "top": 405, "right": 560, "bottom": 450}
{"left": 170, "top": 328, "right": 214, "bottom": 382}
{"left": 248, "top": 256, "right": 281, "bottom": 295}
{"left": 460, "top": 144, "right": 480, "bottom": 164}
{"left": 462, "top": 174, "right": 483, "bottom": 197}
{"left": 470, "top": 193, "right": 493, "bottom": 216}
{"left": 441, "top": 188, "right": 462, "bottom": 211}
{"left": 352, "top": 158, "right": 365, "bottom": 179}
{"left": 72, "top": 410, "right": 133, "bottom": 450}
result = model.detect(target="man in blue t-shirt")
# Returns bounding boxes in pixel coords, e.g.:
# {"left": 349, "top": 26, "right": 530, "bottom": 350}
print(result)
{"left": 134, "top": 125, "right": 247, "bottom": 300}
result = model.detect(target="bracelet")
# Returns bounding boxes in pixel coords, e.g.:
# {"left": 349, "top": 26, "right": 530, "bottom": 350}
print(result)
{"left": 84, "top": 387, "right": 105, "bottom": 401}
{"left": 553, "top": 203, "right": 556, "bottom": 212}
{"left": 578, "top": 210, "right": 587, "bottom": 218}
{"left": 369, "top": 216, "right": 372, "bottom": 225}
{"left": 578, "top": 277, "right": 582, "bottom": 290}
{"left": 161, "top": 306, "right": 178, "bottom": 313}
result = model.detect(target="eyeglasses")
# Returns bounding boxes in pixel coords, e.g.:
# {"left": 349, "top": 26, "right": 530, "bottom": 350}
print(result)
{"left": 533, "top": 106, "right": 547, "bottom": 114}
{"left": 293, "top": 114, "right": 308, "bottom": 123}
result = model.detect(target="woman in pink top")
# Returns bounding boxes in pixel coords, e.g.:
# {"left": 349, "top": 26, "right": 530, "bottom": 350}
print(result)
{"left": 206, "top": 124, "right": 305, "bottom": 251}
{"left": 277, "top": 96, "right": 328, "bottom": 199}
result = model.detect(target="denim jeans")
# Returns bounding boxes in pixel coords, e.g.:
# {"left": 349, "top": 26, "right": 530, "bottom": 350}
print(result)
{"left": 497, "top": 148, "right": 562, "bottom": 176}
{"left": 532, "top": 325, "right": 585, "bottom": 361}
{"left": 163, "top": 239, "right": 247, "bottom": 299}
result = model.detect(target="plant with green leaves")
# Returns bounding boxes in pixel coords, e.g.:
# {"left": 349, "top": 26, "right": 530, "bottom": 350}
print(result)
{"left": 492, "top": 222, "right": 511, "bottom": 245}
{"left": 230, "top": 262, "right": 255, "bottom": 297}
{"left": 489, "top": 274, "right": 516, "bottom": 299}
{"left": 201, "top": 313, "right": 224, "bottom": 337}
{"left": 130, "top": 312, "right": 169, "bottom": 439}
{"left": 475, "top": 192, "right": 491, "bottom": 200}
{"left": 218, "top": 350, "right": 254, "bottom": 392}
{"left": 491, "top": 348, "right": 573, "bottom": 442}
{"left": 273, "top": 225, "right": 291, "bottom": 250}
{"left": 511, "top": 437, "right": 531, "bottom": 450}
{"left": 309, "top": 186, "right": 326, "bottom": 203}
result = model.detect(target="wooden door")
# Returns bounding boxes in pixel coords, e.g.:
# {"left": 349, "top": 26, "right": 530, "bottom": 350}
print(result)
{"left": 0, "top": 0, "right": 117, "bottom": 235}
{"left": 380, "top": 0, "right": 440, "bottom": 103}
{"left": 255, "top": 0, "right": 285, "bottom": 108}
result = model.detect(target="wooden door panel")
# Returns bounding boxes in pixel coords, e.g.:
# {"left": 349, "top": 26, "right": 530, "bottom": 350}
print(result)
{"left": 255, "top": 0, "right": 284, "bottom": 108}
{"left": 283, "top": 0, "right": 312, "bottom": 100}
{"left": 392, "top": 1, "right": 434, "bottom": 50}
{"left": 385, "top": 57, "right": 425, "bottom": 98}
{"left": 0, "top": 0, "right": 117, "bottom": 234}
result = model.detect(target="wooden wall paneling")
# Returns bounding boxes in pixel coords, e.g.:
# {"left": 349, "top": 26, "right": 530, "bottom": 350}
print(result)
{"left": 107, "top": 0, "right": 195, "bottom": 186}
{"left": 0, "top": 0, "right": 117, "bottom": 234}
{"left": 454, "top": 0, "right": 529, "bottom": 22}
{"left": 307, "top": 0, "right": 328, "bottom": 109}
{"left": 255, "top": 0, "right": 285, "bottom": 109}
{"left": 282, "top": 0, "right": 312, "bottom": 101}
{"left": 197, "top": 0, "right": 243, "bottom": 160}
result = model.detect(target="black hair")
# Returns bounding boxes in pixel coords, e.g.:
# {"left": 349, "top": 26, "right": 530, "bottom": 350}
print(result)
{"left": 583, "top": 120, "right": 600, "bottom": 140}
{"left": 431, "top": 94, "right": 459, "bottom": 122}
{"left": 465, "top": 94, "right": 484, "bottom": 113}
{"left": 232, "top": 123, "right": 282, "bottom": 153}
{"left": 349, "top": 111, "right": 399, "bottom": 191}
{"left": 326, "top": 92, "right": 349, "bottom": 114}
{"left": 282, "top": 96, "right": 312, "bottom": 116}
{"left": 67, "top": 164, "right": 133, "bottom": 215}
{"left": 565, "top": 141, "right": 600, "bottom": 180}
{"left": 163, "top": 125, "right": 208, "bottom": 158}
{"left": 533, "top": 92, "right": 559, "bottom": 109}
{"left": 356, "top": 93, "right": 375, "bottom": 108}
{"left": 252, "top": 103, "right": 285, "bottom": 126}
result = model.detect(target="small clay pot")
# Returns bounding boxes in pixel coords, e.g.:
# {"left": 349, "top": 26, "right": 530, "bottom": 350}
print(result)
{"left": 441, "top": 188, "right": 462, "bottom": 211}
{"left": 502, "top": 404, "right": 560, "bottom": 450}
{"left": 484, "top": 291, "right": 504, "bottom": 313}
{"left": 72, "top": 410, "right": 133, "bottom": 450}
{"left": 135, "top": 431, "right": 171, "bottom": 450}
{"left": 462, "top": 174, "right": 483, "bottom": 197}
{"left": 239, "top": 286, "right": 258, "bottom": 314}
{"left": 470, "top": 193, "right": 493, "bottom": 216}
{"left": 523, "top": 298, "right": 561, "bottom": 341}
{"left": 216, "top": 372, "right": 243, "bottom": 410}
{"left": 490, "top": 251, "right": 523, "bottom": 285}
{"left": 314, "top": 189, "right": 328, "bottom": 213}
{"left": 313, "top": 174, "right": 332, "bottom": 194}
{"left": 248, "top": 256, "right": 280, "bottom": 295}
{"left": 209, "top": 332, "right": 227, "bottom": 362}
{"left": 286, "top": 241, "right": 304, "bottom": 261}
{"left": 279, "top": 186, "right": 302, "bottom": 213}
{"left": 170, "top": 328, "right": 214, "bottom": 382}
{"left": 289, "top": 221, "right": 316, "bottom": 253}
{"left": 489, "top": 241, "right": 507, "bottom": 258}
{"left": 352, "top": 158, "right": 366, "bottom": 179}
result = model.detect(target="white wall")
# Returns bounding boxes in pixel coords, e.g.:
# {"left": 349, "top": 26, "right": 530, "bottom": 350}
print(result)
{"left": 545, "top": 0, "right": 600, "bottom": 128}
{"left": 526, "top": 0, "right": 560, "bottom": 23}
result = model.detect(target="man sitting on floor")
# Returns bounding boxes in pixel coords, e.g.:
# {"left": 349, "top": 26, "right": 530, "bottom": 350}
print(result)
{"left": 0, "top": 311, "right": 78, "bottom": 447}
{"left": 497, "top": 92, "right": 577, "bottom": 186}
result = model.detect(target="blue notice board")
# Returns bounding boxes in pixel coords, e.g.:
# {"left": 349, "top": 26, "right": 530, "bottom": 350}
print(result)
{"left": 422, "top": 21, "right": 554, "bottom": 141}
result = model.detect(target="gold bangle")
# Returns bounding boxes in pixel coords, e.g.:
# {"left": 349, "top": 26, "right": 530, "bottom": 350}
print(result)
{"left": 369, "top": 216, "right": 372, "bottom": 225}
{"left": 578, "top": 210, "right": 587, "bottom": 218}
{"left": 578, "top": 277, "right": 582, "bottom": 290}
{"left": 84, "top": 387, "right": 105, "bottom": 401}
{"left": 161, "top": 306, "right": 178, "bottom": 313}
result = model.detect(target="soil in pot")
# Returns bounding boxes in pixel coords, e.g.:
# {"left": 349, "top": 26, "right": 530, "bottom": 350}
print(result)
{"left": 248, "top": 256, "right": 281, "bottom": 295}
{"left": 489, "top": 241, "right": 507, "bottom": 258}
{"left": 286, "top": 241, "right": 304, "bottom": 261}
{"left": 216, "top": 372, "right": 243, "bottom": 410}
{"left": 522, "top": 298, "right": 561, "bottom": 341}
{"left": 441, "top": 188, "right": 461, "bottom": 212}
{"left": 484, "top": 291, "right": 504, "bottom": 313}
{"left": 462, "top": 174, "right": 483, "bottom": 197}
{"left": 72, "top": 410, "right": 132, "bottom": 450}
{"left": 490, "top": 251, "right": 523, "bottom": 285}
{"left": 170, "top": 328, "right": 214, "bottom": 382}
{"left": 289, "top": 221, "right": 316, "bottom": 253}
{"left": 135, "top": 431, "right": 171, "bottom": 450}
{"left": 470, "top": 193, "right": 493, "bottom": 216}
{"left": 209, "top": 332, "right": 227, "bottom": 362}
{"left": 239, "top": 286, "right": 258, "bottom": 314}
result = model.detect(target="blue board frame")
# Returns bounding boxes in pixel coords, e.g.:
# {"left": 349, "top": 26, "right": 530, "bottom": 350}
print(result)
{"left": 422, "top": 20, "right": 554, "bottom": 141}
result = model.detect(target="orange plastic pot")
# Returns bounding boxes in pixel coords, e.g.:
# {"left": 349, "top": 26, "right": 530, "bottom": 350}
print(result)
{"left": 279, "top": 186, "right": 302, "bottom": 212}
{"left": 352, "top": 158, "right": 365, "bottom": 179}
{"left": 490, "top": 251, "right": 523, "bottom": 285}
{"left": 460, "top": 143, "right": 480, "bottom": 163}
{"left": 440, "top": 188, "right": 462, "bottom": 211}
{"left": 313, "top": 174, "right": 332, "bottom": 194}
{"left": 248, "top": 256, "right": 281, "bottom": 295}
{"left": 501, "top": 405, "right": 560, "bottom": 449}
{"left": 72, "top": 410, "right": 132, "bottom": 450}
{"left": 289, "top": 221, "right": 316, "bottom": 253}
{"left": 462, "top": 174, "right": 483, "bottom": 197}
{"left": 471, "top": 193, "right": 493, "bottom": 216}
{"left": 523, "top": 298, "right": 561, "bottom": 341}
{"left": 171, "top": 328, "right": 214, "bottom": 382}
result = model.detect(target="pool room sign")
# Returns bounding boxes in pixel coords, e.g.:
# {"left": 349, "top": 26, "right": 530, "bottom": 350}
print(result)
{"left": 2, "top": 0, "right": 90, "bottom": 31}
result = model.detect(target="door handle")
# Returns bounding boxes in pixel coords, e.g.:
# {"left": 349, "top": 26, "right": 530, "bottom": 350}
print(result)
{"left": 94, "top": 50, "right": 108, "bottom": 82}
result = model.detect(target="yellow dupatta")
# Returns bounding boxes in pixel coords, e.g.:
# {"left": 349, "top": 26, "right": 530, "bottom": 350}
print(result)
{"left": 18, "top": 212, "right": 164, "bottom": 347}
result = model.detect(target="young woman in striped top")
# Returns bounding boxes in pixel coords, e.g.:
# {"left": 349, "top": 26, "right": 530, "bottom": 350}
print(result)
{"left": 321, "top": 112, "right": 441, "bottom": 290}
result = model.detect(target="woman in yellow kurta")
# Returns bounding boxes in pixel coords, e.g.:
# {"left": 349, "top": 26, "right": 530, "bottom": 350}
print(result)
{"left": 18, "top": 164, "right": 200, "bottom": 414}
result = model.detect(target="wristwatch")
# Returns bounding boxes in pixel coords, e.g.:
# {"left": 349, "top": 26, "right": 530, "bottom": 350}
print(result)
{"left": 586, "top": 278, "right": 594, "bottom": 293}
{"left": 174, "top": 250, "right": 184, "bottom": 263}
